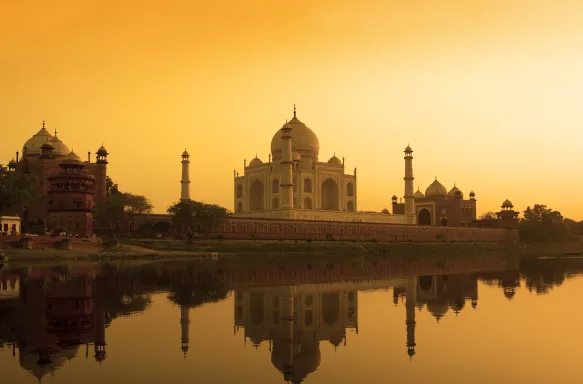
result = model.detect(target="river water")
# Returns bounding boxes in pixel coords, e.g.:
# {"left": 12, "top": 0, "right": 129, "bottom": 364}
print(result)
{"left": 0, "top": 255, "right": 581, "bottom": 383}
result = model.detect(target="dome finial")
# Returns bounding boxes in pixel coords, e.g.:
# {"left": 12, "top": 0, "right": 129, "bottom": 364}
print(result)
{"left": 293, "top": 104, "right": 296, "bottom": 117}
{"left": 54, "top": 128, "right": 58, "bottom": 137}
{"left": 42, "top": 120, "right": 45, "bottom": 129}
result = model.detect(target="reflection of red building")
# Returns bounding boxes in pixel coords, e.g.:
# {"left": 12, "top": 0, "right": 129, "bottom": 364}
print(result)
{"left": 0, "top": 266, "right": 107, "bottom": 381}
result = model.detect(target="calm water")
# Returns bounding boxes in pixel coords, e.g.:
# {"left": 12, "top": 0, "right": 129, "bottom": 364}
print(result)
{"left": 1, "top": 255, "right": 582, "bottom": 383}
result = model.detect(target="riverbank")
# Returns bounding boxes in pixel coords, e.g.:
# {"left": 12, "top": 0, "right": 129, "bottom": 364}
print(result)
{"left": 1, "top": 238, "right": 582, "bottom": 263}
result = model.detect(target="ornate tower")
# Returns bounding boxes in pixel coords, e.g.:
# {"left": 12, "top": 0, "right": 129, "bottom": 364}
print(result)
{"left": 47, "top": 152, "right": 96, "bottom": 235}
{"left": 95, "top": 145, "right": 108, "bottom": 203}
{"left": 180, "top": 305, "right": 190, "bottom": 357}
{"left": 496, "top": 199, "right": 519, "bottom": 229}
{"left": 279, "top": 121, "right": 294, "bottom": 219}
{"left": 181, "top": 149, "right": 191, "bottom": 201}
{"left": 404, "top": 145, "right": 416, "bottom": 224}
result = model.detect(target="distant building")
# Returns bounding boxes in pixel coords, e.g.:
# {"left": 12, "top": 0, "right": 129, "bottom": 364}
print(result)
{"left": 2, "top": 121, "right": 108, "bottom": 235}
{"left": 392, "top": 180, "right": 478, "bottom": 227}
{"left": 0, "top": 216, "right": 21, "bottom": 235}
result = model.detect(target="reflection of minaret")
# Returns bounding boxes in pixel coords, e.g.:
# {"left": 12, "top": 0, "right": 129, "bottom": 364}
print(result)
{"left": 280, "top": 286, "right": 296, "bottom": 382}
{"left": 180, "top": 306, "right": 190, "bottom": 357}
{"left": 94, "top": 308, "right": 107, "bottom": 364}
{"left": 406, "top": 279, "right": 416, "bottom": 360}
{"left": 181, "top": 149, "right": 191, "bottom": 201}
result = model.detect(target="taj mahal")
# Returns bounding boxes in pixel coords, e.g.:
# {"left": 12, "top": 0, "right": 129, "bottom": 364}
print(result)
{"left": 188, "top": 106, "right": 479, "bottom": 227}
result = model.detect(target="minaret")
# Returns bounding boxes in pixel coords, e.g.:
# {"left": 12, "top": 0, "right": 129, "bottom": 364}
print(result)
{"left": 406, "top": 278, "right": 417, "bottom": 360}
{"left": 279, "top": 119, "right": 294, "bottom": 219}
{"left": 95, "top": 144, "right": 109, "bottom": 203}
{"left": 404, "top": 145, "right": 416, "bottom": 224}
{"left": 181, "top": 149, "right": 191, "bottom": 201}
{"left": 180, "top": 305, "right": 190, "bottom": 358}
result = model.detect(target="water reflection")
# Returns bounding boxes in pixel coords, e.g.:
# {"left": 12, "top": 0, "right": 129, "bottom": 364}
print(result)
{"left": 1, "top": 255, "right": 583, "bottom": 383}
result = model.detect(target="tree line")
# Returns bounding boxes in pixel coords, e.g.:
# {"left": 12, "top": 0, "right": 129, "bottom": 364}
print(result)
{"left": 481, "top": 204, "right": 583, "bottom": 243}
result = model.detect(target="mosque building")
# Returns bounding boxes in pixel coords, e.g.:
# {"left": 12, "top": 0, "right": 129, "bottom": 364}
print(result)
{"left": 2, "top": 121, "right": 108, "bottom": 235}
{"left": 228, "top": 107, "right": 477, "bottom": 226}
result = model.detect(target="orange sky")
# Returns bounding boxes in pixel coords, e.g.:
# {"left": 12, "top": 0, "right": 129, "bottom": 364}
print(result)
{"left": 1, "top": 0, "right": 583, "bottom": 219}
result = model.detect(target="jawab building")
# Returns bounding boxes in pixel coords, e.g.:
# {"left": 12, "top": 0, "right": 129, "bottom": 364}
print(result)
{"left": 231, "top": 108, "right": 477, "bottom": 227}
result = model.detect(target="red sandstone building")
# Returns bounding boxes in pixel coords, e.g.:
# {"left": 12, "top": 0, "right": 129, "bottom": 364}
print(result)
{"left": 3, "top": 121, "right": 108, "bottom": 235}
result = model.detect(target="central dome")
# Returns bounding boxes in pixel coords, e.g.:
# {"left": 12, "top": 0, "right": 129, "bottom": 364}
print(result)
{"left": 271, "top": 115, "right": 319, "bottom": 160}
{"left": 23, "top": 124, "right": 53, "bottom": 156}
{"left": 425, "top": 179, "right": 447, "bottom": 197}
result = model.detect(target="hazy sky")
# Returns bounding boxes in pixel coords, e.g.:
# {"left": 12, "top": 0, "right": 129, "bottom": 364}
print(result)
{"left": 1, "top": 0, "right": 582, "bottom": 219}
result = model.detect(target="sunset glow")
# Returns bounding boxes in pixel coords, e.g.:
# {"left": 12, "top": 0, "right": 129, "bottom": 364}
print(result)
{"left": 2, "top": 0, "right": 582, "bottom": 218}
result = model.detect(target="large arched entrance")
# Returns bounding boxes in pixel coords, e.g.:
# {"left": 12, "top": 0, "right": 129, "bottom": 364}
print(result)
{"left": 249, "top": 180, "right": 264, "bottom": 211}
{"left": 321, "top": 178, "right": 339, "bottom": 210}
{"left": 418, "top": 209, "right": 432, "bottom": 225}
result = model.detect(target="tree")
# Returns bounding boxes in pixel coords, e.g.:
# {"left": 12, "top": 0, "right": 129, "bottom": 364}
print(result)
{"left": 522, "top": 204, "right": 551, "bottom": 222}
{"left": 564, "top": 218, "right": 583, "bottom": 236}
{"left": 106, "top": 176, "right": 119, "bottom": 196}
{"left": 122, "top": 193, "right": 153, "bottom": 215}
{"left": 95, "top": 189, "right": 153, "bottom": 233}
{"left": 519, "top": 204, "right": 570, "bottom": 243}
{"left": 167, "top": 199, "right": 231, "bottom": 239}
{"left": 0, "top": 168, "right": 39, "bottom": 216}
{"left": 479, "top": 212, "right": 498, "bottom": 220}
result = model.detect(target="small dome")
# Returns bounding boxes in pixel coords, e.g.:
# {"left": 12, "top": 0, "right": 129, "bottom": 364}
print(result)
{"left": 271, "top": 114, "right": 320, "bottom": 160}
{"left": 23, "top": 123, "right": 53, "bottom": 156}
{"left": 427, "top": 301, "right": 449, "bottom": 321}
{"left": 182, "top": 149, "right": 189, "bottom": 157}
{"left": 469, "top": 190, "right": 475, "bottom": 196}
{"left": 97, "top": 144, "right": 108, "bottom": 155}
{"left": 404, "top": 145, "right": 413, "bottom": 153}
{"left": 414, "top": 188, "right": 425, "bottom": 199}
{"left": 60, "top": 150, "right": 83, "bottom": 165}
{"left": 447, "top": 185, "right": 464, "bottom": 199}
{"left": 425, "top": 179, "right": 447, "bottom": 196}
{"left": 327, "top": 154, "right": 342, "bottom": 165}
{"left": 391, "top": 194, "right": 398, "bottom": 201}
{"left": 249, "top": 157, "right": 263, "bottom": 167}
{"left": 292, "top": 151, "right": 301, "bottom": 161}
{"left": 501, "top": 199, "right": 514, "bottom": 209}
{"left": 49, "top": 135, "right": 70, "bottom": 156}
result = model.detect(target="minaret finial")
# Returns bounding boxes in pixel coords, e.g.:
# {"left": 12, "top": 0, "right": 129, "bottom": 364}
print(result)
{"left": 293, "top": 104, "right": 296, "bottom": 117}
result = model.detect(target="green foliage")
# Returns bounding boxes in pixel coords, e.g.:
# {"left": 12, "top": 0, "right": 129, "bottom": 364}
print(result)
{"left": 564, "top": 218, "right": 583, "bottom": 236}
{"left": 122, "top": 193, "right": 153, "bottom": 215}
{"left": 519, "top": 204, "right": 570, "bottom": 243}
{"left": 167, "top": 199, "right": 231, "bottom": 238}
{"left": 106, "top": 176, "right": 119, "bottom": 196}
{"left": 0, "top": 168, "right": 39, "bottom": 215}
{"left": 479, "top": 212, "right": 498, "bottom": 220}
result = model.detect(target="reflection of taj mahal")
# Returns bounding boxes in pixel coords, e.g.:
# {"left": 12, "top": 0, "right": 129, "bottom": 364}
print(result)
{"left": 233, "top": 273, "right": 480, "bottom": 383}
{"left": 229, "top": 107, "right": 479, "bottom": 226}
